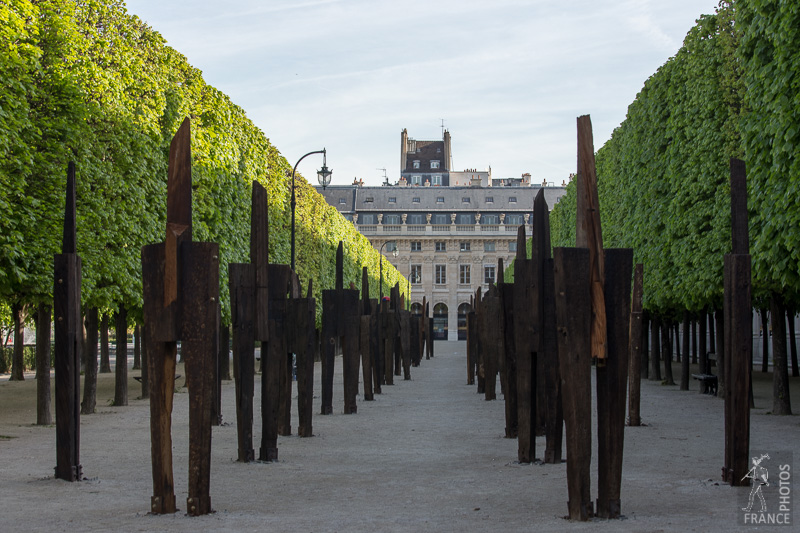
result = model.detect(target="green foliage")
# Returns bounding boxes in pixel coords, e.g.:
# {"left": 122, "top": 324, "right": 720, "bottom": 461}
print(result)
{"left": 0, "top": 0, "right": 405, "bottom": 328}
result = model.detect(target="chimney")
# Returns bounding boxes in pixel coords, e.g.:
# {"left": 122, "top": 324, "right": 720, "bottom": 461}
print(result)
{"left": 443, "top": 129, "right": 451, "bottom": 171}
{"left": 401, "top": 128, "right": 408, "bottom": 174}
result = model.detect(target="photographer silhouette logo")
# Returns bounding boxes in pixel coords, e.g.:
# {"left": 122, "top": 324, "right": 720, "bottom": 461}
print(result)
{"left": 740, "top": 451, "right": 793, "bottom": 527}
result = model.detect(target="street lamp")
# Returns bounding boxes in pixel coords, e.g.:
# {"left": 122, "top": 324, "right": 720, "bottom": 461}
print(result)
{"left": 291, "top": 149, "right": 332, "bottom": 272}
{"left": 379, "top": 240, "right": 399, "bottom": 301}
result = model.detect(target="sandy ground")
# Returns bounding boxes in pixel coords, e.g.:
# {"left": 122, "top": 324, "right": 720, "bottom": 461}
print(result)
{"left": 1, "top": 342, "right": 799, "bottom": 533}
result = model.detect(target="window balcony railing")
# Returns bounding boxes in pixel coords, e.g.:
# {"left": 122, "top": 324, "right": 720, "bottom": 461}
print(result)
{"left": 480, "top": 225, "right": 499, "bottom": 232}
{"left": 359, "top": 225, "right": 377, "bottom": 232}
{"left": 456, "top": 225, "right": 474, "bottom": 232}
{"left": 407, "top": 225, "right": 426, "bottom": 232}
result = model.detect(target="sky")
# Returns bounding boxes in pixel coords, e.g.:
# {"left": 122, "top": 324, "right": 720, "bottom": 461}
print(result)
{"left": 123, "top": 0, "right": 722, "bottom": 187}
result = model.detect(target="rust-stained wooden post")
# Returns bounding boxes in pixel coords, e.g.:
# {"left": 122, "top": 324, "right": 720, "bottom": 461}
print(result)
{"left": 554, "top": 247, "right": 592, "bottom": 520}
{"left": 480, "top": 285, "right": 502, "bottom": 401}
{"left": 380, "top": 298, "right": 394, "bottom": 386}
{"left": 142, "top": 119, "right": 219, "bottom": 516}
{"left": 400, "top": 308, "right": 412, "bottom": 380}
{"left": 513, "top": 225, "right": 537, "bottom": 462}
{"left": 54, "top": 161, "right": 82, "bottom": 482}
{"left": 321, "top": 242, "right": 360, "bottom": 414}
{"left": 595, "top": 249, "right": 633, "bottom": 519}
{"left": 291, "top": 280, "right": 316, "bottom": 437}
{"left": 499, "top": 262, "right": 518, "bottom": 439}
{"left": 360, "top": 268, "right": 376, "bottom": 400}
{"left": 723, "top": 158, "right": 751, "bottom": 486}
{"left": 628, "top": 264, "right": 644, "bottom": 426}
{"left": 229, "top": 180, "right": 270, "bottom": 461}
{"left": 576, "top": 115, "right": 607, "bottom": 363}
{"left": 466, "top": 295, "right": 476, "bottom": 385}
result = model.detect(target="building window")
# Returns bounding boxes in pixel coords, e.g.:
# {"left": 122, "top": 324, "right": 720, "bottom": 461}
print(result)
{"left": 459, "top": 264, "right": 471, "bottom": 284}
{"left": 435, "top": 241, "right": 446, "bottom": 252}
{"left": 408, "top": 213, "right": 424, "bottom": 224}
{"left": 339, "top": 198, "right": 346, "bottom": 204}
{"left": 484, "top": 265, "right": 496, "bottom": 284}
{"left": 384, "top": 214, "right": 401, "bottom": 225}
{"left": 505, "top": 214, "right": 523, "bottom": 225}
{"left": 411, "top": 264, "right": 422, "bottom": 284}
{"left": 456, "top": 213, "right": 475, "bottom": 225}
{"left": 413, "top": 197, "right": 421, "bottom": 203}
{"left": 360, "top": 213, "right": 376, "bottom": 224}
{"left": 509, "top": 196, "right": 517, "bottom": 203}
{"left": 411, "top": 241, "right": 422, "bottom": 252}
{"left": 432, "top": 175, "right": 442, "bottom": 186}
{"left": 431, "top": 160, "right": 440, "bottom": 169}
{"left": 365, "top": 197, "right": 374, "bottom": 203}
{"left": 388, "top": 197, "right": 396, "bottom": 203}
{"left": 413, "top": 160, "right": 420, "bottom": 169}
{"left": 435, "top": 264, "right": 447, "bottom": 285}
{"left": 412, "top": 175, "right": 422, "bottom": 185}
{"left": 484, "top": 241, "right": 495, "bottom": 252}
{"left": 432, "top": 213, "right": 449, "bottom": 224}
{"left": 482, "top": 214, "right": 499, "bottom": 224}
{"left": 385, "top": 241, "right": 397, "bottom": 252}
{"left": 460, "top": 242, "right": 471, "bottom": 252}
{"left": 509, "top": 241, "right": 517, "bottom": 252}
{"left": 462, "top": 197, "right": 470, "bottom": 203}
{"left": 436, "top": 197, "right": 445, "bottom": 203}
{"left": 486, "top": 197, "right": 494, "bottom": 203}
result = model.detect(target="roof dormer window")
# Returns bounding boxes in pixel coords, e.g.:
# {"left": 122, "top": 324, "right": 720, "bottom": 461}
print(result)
{"left": 431, "top": 160, "right": 440, "bottom": 169}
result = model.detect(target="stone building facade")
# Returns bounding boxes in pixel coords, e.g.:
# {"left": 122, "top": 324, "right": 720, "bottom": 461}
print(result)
{"left": 316, "top": 183, "right": 567, "bottom": 340}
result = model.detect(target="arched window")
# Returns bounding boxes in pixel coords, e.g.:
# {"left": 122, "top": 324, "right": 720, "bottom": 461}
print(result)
{"left": 457, "top": 303, "right": 472, "bottom": 340}
{"left": 411, "top": 302, "right": 423, "bottom": 316}
{"left": 433, "top": 303, "right": 448, "bottom": 340}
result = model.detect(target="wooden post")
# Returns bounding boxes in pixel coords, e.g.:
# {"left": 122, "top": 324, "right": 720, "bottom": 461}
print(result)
{"left": 230, "top": 263, "right": 255, "bottom": 461}
{"left": 723, "top": 158, "right": 751, "bottom": 486}
{"left": 499, "top": 279, "right": 518, "bottom": 439}
{"left": 554, "top": 247, "right": 592, "bottom": 520}
{"left": 360, "top": 268, "right": 375, "bottom": 401}
{"left": 513, "top": 225, "right": 537, "bottom": 463}
{"left": 680, "top": 312, "right": 691, "bottom": 391}
{"left": 595, "top": 249, "right": 633, "bottom": 519}
{"left": 81, "top": 307, "right": 99, "bottom": 413}
{"left": 291, "top": 281, "right": 316, "bottom": 437}
{"left": 36, "top": 303, "right": 52, "bottom": 426}
{"left": 54, "top": 161, "right": 82, "bottom": 482}
{"left": 114, "top": 305, "right": 128, "bottom": 407}
{"left": 649, "top": 317, "right": 661, "bottom": 381}
{"left": 628, "top": 264, "right": 643, "bottom": 426}
{"left": 662, "top": 319, "right": 675, "bottom": 386}
{"left": 576, "top": 115, "right": 607, "bottom": 363}
{"left": 480, "top": 285, "right": 502, "bottom": 401}
{"left": 141, "top": 119, "right": 219, "bottom": 515}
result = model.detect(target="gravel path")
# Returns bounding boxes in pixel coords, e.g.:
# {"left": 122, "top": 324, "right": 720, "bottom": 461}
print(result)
{"left": 1, "top": 341, "right": 798, "bottom": 532}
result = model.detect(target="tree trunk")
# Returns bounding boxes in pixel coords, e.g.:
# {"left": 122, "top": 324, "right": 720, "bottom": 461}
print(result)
{"left": 36, "top": 303, "right": 52, "bottom": 425}
{"left": 662, "top": 319, "right": 674, "bottom": 385}
{"left": 716, "top": 310, "right": 725, "bottom": 398}
{"left": 140, "top": 325, "right": 149, "bottom": 399}
{"left": 691, "top": 319, "right": 697, "bottom": 365}
{"left": 114, "top": 306, "right": 128, "bottom": 406}
{"left": 708, "top": 311, "right": 716, "bottom": 354}
{"left": 771, "top": 295, "right": 791, "bottom": 415}
{"left": 680, "top": 312, "right": 690, "bottom": 390}
{"left": 132, "top": 324, "right": 141, "bottom": 370}
{"left": 100, "top": 313, "right": 111, "bottom": 373}
{"left": 10, "top": 302, "right": 27, "bottom": 380}
{"left": 220, "top": 323, "right": 231, "bottom": 381}
{"left": 788, "top": 309, "right": 798, "bottom": 378}
{"left": 675, "top": 323, "right": 681, "bottom": 363}
{"left": 760, "top": 308, "right": 770, "bottom": 372}
{"left": 699, "top": 310, "right": 708, "bottom": 393}
{"left": 641, "top": 313, "right": 649, "bottom": 379}
{"left": 649, "top": 316, "right": 661, "bottom": 381}
{"left": 81, "top": 308, "right": 99, "bottom": 415}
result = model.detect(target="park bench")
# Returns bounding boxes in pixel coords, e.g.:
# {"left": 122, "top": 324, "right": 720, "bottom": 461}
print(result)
{"left": 692, "top": 352, "right": 717, "bottom": 396}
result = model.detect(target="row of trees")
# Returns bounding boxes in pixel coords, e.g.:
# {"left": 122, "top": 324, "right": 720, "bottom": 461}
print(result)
{"left": 0, "top": 0, "right": 406, "bottom": 379}
{"left": 510, "top": 1, "right": 797, "bottom": 409}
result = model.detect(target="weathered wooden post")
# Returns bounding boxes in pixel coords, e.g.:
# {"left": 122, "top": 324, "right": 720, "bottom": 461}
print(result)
{"left": 466, "top": 294, "right": 476, "bottom": 385}
{"left": 723, "top": 158, "right": 751, "bottom": 486}
{"left": 141, "top": 118, "right": 219, "bottom": 516}
{"left": 290, "top": 281, "right": 316, "bottom": 436}
{"left": 595, "top": 248, "right": 633, "bottom": 518}
{"left": 380, "top": 297, "right": 395, "bottom": 386}
{"left": 321, "top": 242, "right": 360, "bottom": 414}
{"left": 229, "top": 180, "right": 269, "bottom": 461}
{"left": 473, "top": 288, "right": 486, "bottom": 394}
{"left": 359, "top": 268, "right": 376, "bottom": 400}
{"left": 532, "top": 188, "right": 563, "bottom": 464}
{"left": 498, "top": 260, "right": 518, "bottom": 439}
{"left": 628, "top": 264, "right": 644, "bottom": 426}
{"left": 513, "top": 226, "right": 537, "bottom": 463}
{"left": 554, "top": 247, "right": 592, "bottom": 520}
{"left": 54, "top": 161, "right": 83, "bottom": 482}
{"left": 479, "top": 284, "right": 502, "bottom": 401}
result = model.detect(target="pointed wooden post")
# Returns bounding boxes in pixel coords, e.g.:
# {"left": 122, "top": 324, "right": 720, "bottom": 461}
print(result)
{"left": 479, "top": 284, "right": 502, "bottom": 401}
{"left": 499, "top": 259, "right": 518, "bottom": 439}
{"left": 723, "top": 158, "right": 751, "bottom": 486}
{"left": 576, "top": 115, "right": 607, "bottom": 363}
{"left": 142, "top": 118, "right": 219, "bottom": 516}
{"left": 54, "top": 161, "right": 82, "bottom": 482}
{"left": 628, "top": 264, "right": 644, "bottom": 426}
{"left": 230, "top": 262, "right": 255, "bottom": 461}
{"left": 290, "top": 280, "right": 316, "bottom": 437}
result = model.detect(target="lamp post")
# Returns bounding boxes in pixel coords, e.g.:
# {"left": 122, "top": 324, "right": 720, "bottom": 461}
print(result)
{"left": 379, "top": 240, "right": 398, "bottom": 301}
{"left": 291, "top": 149, "right": 332, "bottom": 272}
